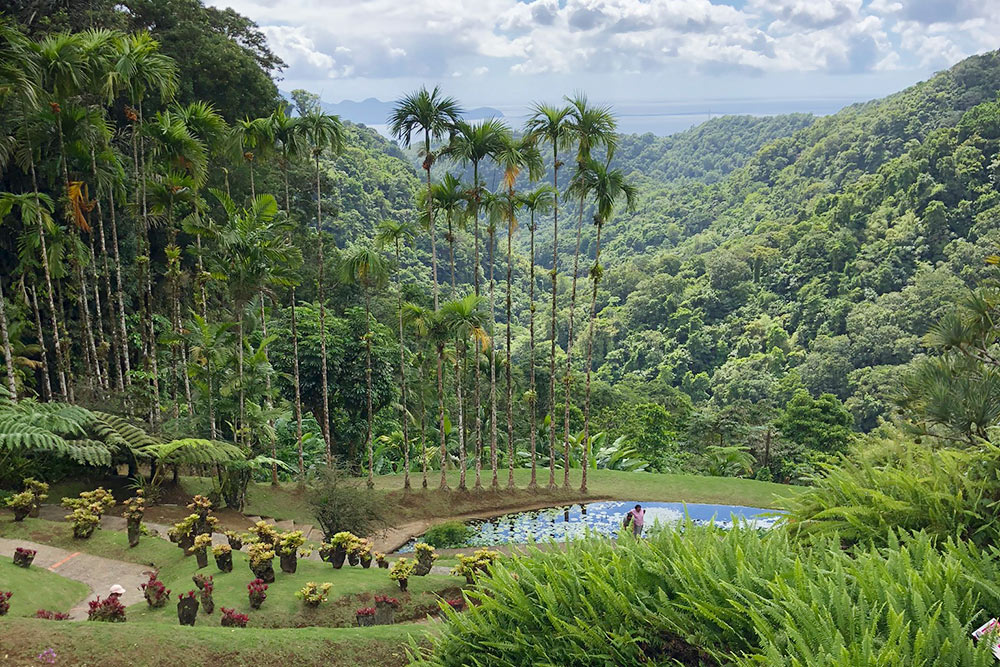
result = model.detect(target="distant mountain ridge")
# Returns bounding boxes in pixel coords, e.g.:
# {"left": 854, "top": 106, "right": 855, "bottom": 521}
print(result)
{"left": 279, "top": 92, "right": 503, "bottom": 126}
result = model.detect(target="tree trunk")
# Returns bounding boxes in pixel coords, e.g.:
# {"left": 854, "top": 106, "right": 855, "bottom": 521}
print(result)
{"left": 27, "top": 284, "right": 52, "bottom": 400}
{"left": 284, "top": 168, "right": 305, "bottom": 479}
{"left": 436, "top": 345, "right": 448, "bottom": 490}
{"left": 562, "top": 196, "right": 586, "bottom": 487}
{"left": 237, "top": 314, "right": 245, "bottom": 445}
{"left": 420, "top": 373, "right": 428, "bottom": 489}
{"left": 548, "top": 142, "right": 560, "bottom": 489}
{"left": 136, "top": 103, "right": 159, "bottom": 428}
{"left": 260, "top": 292, "right": 277, "bottom": 485}
{"left": 107, "top": 186, "right": 131, "bottom": 387}
{"left": 396, "top": 241, "right": 410, "bottom": 491}
{"left": 528, "top": 209, "right": 537, "bottom": 490}
{"left": 0, "top": 277, "right": 16, "bottom": 399}
{"left": 456, "top": 338, "right": 466, "bottom": 491}
{"left": 488, "top": 227, "right": 498, "bottom": 489}
{"left": 424, "top": 131, "right": 438, "bottom": 311}
{"left": 505, "top": 209, "right": 515, "bottom": 489}
{"left": 90, "top": 147, "right": 119, "bottom": 392}
{"left": 315, "top": 155, "right": 332, "bottom": 462}
{"left": 365, "top": 291, "right": 374, "bottom": 490}
{"left": 581, "top": 222, "right": 603, "bottom": 494}
{"left": 472, "top": 162, "right": 483, "bottom": 491}
{"left": 207, "top": 358, "right": 216, "bottom": 440}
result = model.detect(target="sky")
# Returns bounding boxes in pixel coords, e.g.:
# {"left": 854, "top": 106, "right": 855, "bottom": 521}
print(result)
{"left": 207, "top": 0, "right": 1000, "bottom": 127}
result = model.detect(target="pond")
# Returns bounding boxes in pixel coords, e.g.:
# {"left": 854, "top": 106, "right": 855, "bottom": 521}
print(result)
{"left": 398, "top": 501, "right": 783, "bottom": 551}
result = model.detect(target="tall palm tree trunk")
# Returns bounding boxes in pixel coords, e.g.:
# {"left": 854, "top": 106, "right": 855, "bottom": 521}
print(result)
{"left": 395, "top": 240, "right": 410, "bottom": 490}
{"left": 562, "top": 197, "right": 585, "bottom": 487}
{"left": 505, "top": 213, "right": 515, "bottom": 489}
{"left": 134, "top": 105, "right": 159, "bottom": 426}
{"left": 90, "top": 148, "right": 123, "bottom": 392}
{"left": 581, "top": 222, "right": 603, "bottom": 494}
{"left": 107, "top": 186, "right": 131, "bottom": 387}
{"left": 424, "top": 131, "right": 438, "bottom": 311}
{"left": 547, "top": 144, "right": 560, "bottom": 489}
{"left": 456, "top": 340, "right": 467, "bottom": 490}
{"left": 436, "top": 344, "right": 448, "bottom": 490}
{"left": 260, "top": 292, "right": 277, "bottom": 485}
{"left": 419, "top": 369, "right": 428, "bottom": 489}
{"left": 0, "top": 278, "right": 16, "bottom": 399}
{"left": 488, "top": 227, "right": 498, "bottom": 489}
{"left": 27, "top": 284, "right": 52, "bottom": 400}
{"left": 528, "top": 208, "right": 538, "bottom": 489}
{"left": 237, "top": 314, "right": 245, "bottom": 444}
{"left": 365, "top": 291, "right": 375, "bottom": 490}
{"left": 315, "top": 154, "right": 332, "bottom": 462}
{"left": 290, "top": 286, "right": 304, "bottom": 477}
{"left": 472, "top": 163, "right": 484, "bottom": 491}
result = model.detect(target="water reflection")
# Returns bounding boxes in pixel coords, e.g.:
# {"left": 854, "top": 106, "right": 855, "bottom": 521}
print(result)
{"left": 399, "top": 501, "right": 782, "bottom": 551}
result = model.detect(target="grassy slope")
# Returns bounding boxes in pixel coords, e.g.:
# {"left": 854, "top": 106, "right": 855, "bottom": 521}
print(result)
{"left": 0, "top": 556, "right": 89, "bottom": 617}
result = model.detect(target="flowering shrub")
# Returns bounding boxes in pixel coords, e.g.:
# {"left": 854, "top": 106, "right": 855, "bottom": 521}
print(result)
{"left": 192, "top": 573, "right": 213, "bottom": 590}
{"left": 13, "top": 546, "right": 36, "bottom": 567}
{"left": 141, "top": 572, "right": 171, "bottom": 608}
{"left": 250, "top": 520, "right": 279, "bottom": 545}
{"left": 35, "top": 610, "right": 71, "bottom": 620}
{"left": 87, "top": 595, "right": 126, "bottom": 622}
{"left": 220, "top": 607, "right": 248, "bottom": 628}
{"left": 295, "top": 582, "right": 332, "bottom": 607}
{"left": 0, "top": 591, "right": 11, "bottom": 616}
{"left": 248, "top": 578, "right": 268, "bottom": 609}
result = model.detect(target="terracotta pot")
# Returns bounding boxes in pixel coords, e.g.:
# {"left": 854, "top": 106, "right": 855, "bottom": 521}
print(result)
{"left": 177, "top": 597, "right": 199, "bottom": 626}
{"left": 215, "top": 552, "right": 233, "bottom": 573}
{"left": 279, "top": 552, "right": 297, "bottom": 574}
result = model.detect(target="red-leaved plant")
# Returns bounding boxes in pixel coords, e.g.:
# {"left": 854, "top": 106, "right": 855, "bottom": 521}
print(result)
{"left": 87, "top": 596, "right": 126, "bottom": 622}
{"left": 247, "top": 578, "right": 268, "bottom": 609}
{"left": 0, "top": 591, "right": 12, "bottom": 616}
{"left": 35, "top": 609, "right": 71, "bottom": 620}
{"left": 220, "top": 607, "right": 249, "bottom": 628}
{"left": 141, "top": 571, "right": 171, "bottom": 608}
{"left": 446, "top": 598, "right": 466, "bottom": 612}
{"left": 374, "top": 594, "right": 400, "bottom": 608}
{"left": 356, "top": 606, "right": 376, "bottom": 616}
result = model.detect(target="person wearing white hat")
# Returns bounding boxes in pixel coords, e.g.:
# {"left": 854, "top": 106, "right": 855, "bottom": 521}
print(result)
{"left": 109, "top": 584, "right": 126, "bottom": 598}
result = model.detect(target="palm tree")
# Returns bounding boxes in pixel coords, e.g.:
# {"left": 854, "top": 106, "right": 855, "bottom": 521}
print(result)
{"left": 340, "top": 244, "right": 390, "bottom": 489}
{"left": 233, "top": 116, "right": 273, "bottom": 200}
{"left": 441, "top": 119, "right": 506, "bottom": 490}
{"left": 493, "top": 134, "right": 543, "bottom": 488}
{"left": 571, "top": 159, "right": 636, "bottom": 493}
{"left": 442, "top": 294, "right": 490, "bottom": 491}
{"left": 561, "top": 94, "right": 617, "bottom": 487}
{"left": 518, "top": 185, "right": 555, "bottom": 489}
{"left": 427, "top": 309, "right": 451, "bottom": 490}
{"left": 376, "top": 219, "right": 416, "bottom": 490}
{"left": 0, "top": 276, "right": 15, "bottom": 399}
{"left": 388, "top": 86, "right": 462, "bottom": 311}
{"left": 402, "top": 302, "right": 434, "bottom": 489}
{"left": 186, "top": 313, "right": 233, "bottom": 440}
{"left": 525, "top": 103, "right": 571, "bottom": 489}
{"left": 299, "top": 110, "right": 345, "bottom": 461}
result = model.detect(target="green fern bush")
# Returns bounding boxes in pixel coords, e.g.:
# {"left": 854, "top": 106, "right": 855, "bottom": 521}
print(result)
{"left": 411, "top": 526, "right": 1000, "bottom": 666}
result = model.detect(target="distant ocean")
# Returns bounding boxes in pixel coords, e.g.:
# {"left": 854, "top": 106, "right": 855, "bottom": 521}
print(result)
{"left": 366, "top": 97, "right": 863, "bottom": 138}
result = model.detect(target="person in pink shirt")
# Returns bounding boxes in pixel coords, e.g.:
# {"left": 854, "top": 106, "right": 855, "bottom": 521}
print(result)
{"left": 622, "top": 504, "right": 645, "bottom": 537}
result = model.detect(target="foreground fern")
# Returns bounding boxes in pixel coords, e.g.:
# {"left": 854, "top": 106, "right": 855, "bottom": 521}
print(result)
{"left": 411, "top": 526, "right": 1000, "bottom": 666}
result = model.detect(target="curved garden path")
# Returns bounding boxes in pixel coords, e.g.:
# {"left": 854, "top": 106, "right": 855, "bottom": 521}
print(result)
{"left": 0, "top": 537, "right": 150, "bottom": 620}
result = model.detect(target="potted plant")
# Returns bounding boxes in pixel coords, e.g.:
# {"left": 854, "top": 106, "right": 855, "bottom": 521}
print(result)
{"left": 6, "top": 492, "right": 34, "bottom": 522}
{"left": 413, "top": 542, "right": 438, "bottom": 576}
{"left": 247, "top": 578, "right": 268, "bottom": 610}
{"left": 224, "top": 530, "right": 245, "bottom": 550}
{"left": 200, "top": 582, "right": 214, "bottom": 615}
{"left": 0, "top": 591, "right": 11, "bottom": 616}
{"left": 186, "top": 495, "right": 217, "bottom": 536}
{"left": 374, "top": 594, "right": 400, "bottom": 625}
{"left": 13, "top": 547, "right": 36, "bottom": 568}
{"left": 87, "top": 596, "right": 126, "bottom": 622}
{"left": 66, "top": 505, "right": 102, "bottom": 539}
{"left": 213, "top": 543, "right": 233, "bottom": 573}
{"left": 220, "top": 607, "right": 248, "bottom": 628}
{"left": 247, "top": 543, "right": 276, "bottom": 583}
{"left": 355, "top": 606, "right": 376, "bottom": 627}
{"left": 168, "top": 514, "right": 199, "bottom": 553}
{"left": 61, "top": 488, "right": 116, "bottom": 518}
{"left": 121, "top": 491, "right": 145, "bottom": 548}
{"left": 250, "top": 520, "right": 279, "bottom": 546}
{"left": 318, "top": 541, "right": 333, "bottom": 563}
{"left": 277, "top": 530, "right": 305, "bottom": 574}
{"left": 35, "top": 610, "right": 70, "bottom": 620}
{"left": 330, "top": 532, "right": 358, "bottom": 569}
{"left": 375, "top": 552, "right": 389, "bottom": 569}
{"left": 446, "top": 598, "right": 466, "bottom": 612}
{"left": 295, "top": 582, "right": 332, "bottom": 608}
{"left": 176, "top": 590, "right": 199, "bottom": 626}
{"left": 356, "top": 539, "right": 374, "bottom": 568}
{"left": 189, "top": 534, "right": 213, "bottom": 569}
{"left": 389, "top": 557, "right": 415, "bottom": 592}
{"left": 141, "top": 572, "right": 171, "bottom": 608}
{"left": 22, "top": 478, "right": 49, "bottom": 518}
{"left": 452, "top": 548, "right": 501, "bottom": 585}
{"left": 192, "top": 573, "right": 213, "bottom": 590}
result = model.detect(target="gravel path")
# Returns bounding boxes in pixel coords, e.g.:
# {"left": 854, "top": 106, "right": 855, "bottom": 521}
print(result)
{"left": 0, "top": 537, "right": 151, "bottom": 620}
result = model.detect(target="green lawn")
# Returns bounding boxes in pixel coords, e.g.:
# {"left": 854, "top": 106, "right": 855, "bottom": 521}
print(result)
{"left": 0, "top": 616, "right": 429, "bottom": 666}
{"left": 0, "top": 556, "right": 89, "bottom": 617}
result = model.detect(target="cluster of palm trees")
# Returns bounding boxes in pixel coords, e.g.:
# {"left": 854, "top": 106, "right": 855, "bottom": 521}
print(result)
{"left": 385, "top": 86, "right": 636, "bottom": 493}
